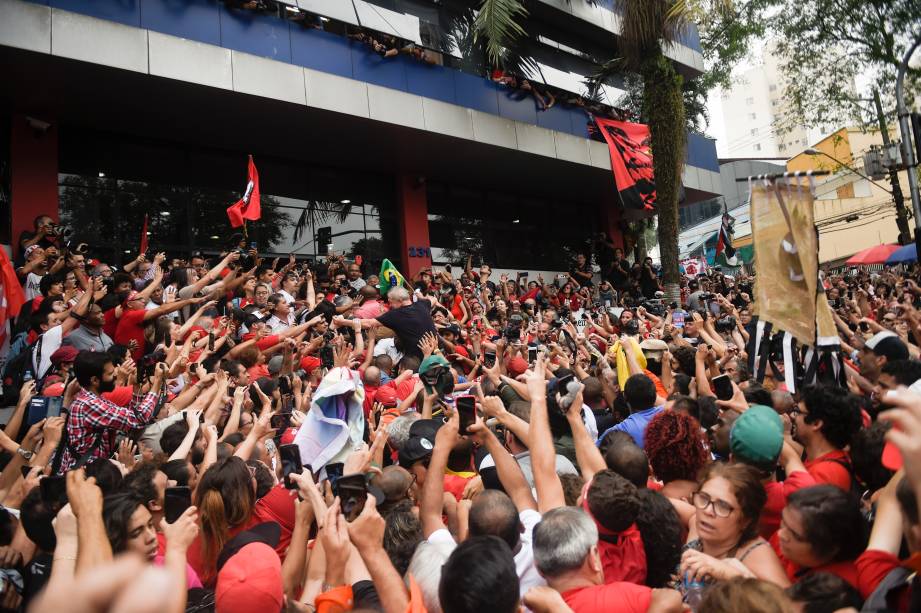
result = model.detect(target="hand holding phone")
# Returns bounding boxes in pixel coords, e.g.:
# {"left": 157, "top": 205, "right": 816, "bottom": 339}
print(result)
{"left": 455, "top": 395, "right": 477, "bottom": 435}
{"left": 279, "top": 444, "right": 303, "bottom": 490}
{"left": 164, "top": 486, "right": 192, "bottom": 523}
{"left": 712, "top": 374, "right": 734, "bottom": 402}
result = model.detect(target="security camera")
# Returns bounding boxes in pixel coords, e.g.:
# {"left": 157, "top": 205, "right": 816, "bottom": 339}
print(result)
{"left": 25, "top": 116, "right": 51, "bottom": 134}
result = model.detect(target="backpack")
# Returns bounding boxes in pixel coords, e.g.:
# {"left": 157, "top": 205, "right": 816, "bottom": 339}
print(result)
{"left": 0, "top": 334, "right": 43, "bottom": 406}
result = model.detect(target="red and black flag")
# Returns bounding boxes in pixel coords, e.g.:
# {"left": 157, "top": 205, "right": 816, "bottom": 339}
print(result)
{"left": 226, "top": 155, "right": 261, "bottom": 228}
{"left": 593, "top": 117, "right": 656, "bottom": 212}
{"left": 715, "top": 202, "right": 738, "bottom": 266}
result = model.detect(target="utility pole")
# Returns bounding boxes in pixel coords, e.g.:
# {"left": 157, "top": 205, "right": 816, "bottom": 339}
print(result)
{"left": 896, "top": 34, "right": 921, "bottom": 259}
{"left": 874, "top": 89, "right": 911, "bottom": 245}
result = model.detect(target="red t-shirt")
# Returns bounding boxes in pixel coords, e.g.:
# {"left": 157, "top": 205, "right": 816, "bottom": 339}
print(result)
{"left": 241, "top": 333, "right": 280, "bottom": 351}
{"left": 760, "top": 470, "right": 817, "bottom": 539}
{"left": 187, "top": 484, "right": 296, "bottom": 587}
{"left": 114, "top": 308, "right": 147, "bottom": 362}
{"left": 103, "top": 308, "right": 120, "bottom": 339}
{"left": 804, "top": 450, "right": 852, "bottom": 491}
{"left": 562, "top": 582, "right": 652, "bottom": 613}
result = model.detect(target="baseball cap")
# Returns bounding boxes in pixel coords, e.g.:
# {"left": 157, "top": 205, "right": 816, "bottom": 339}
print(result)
{"left": 24, "top": 245, "right": 40, "bottom": 259}
{"left": 123, "top": 291, "right": 143, "bottom": 305}
{"left": 398, "top": 419, "right": 441, "bottom": 468}
{"left": 299, "top": 356, "right": 321, "bottom": 374}
{"left": 216, "top": 522, "right": 281, "bottom": 572}
{"left": 441, "top": 324, "right": 461, "bottom": 337}
{"left": 50, "top": 346, "right": 79, "bottom": 365}
{"left": 507, "top": 356, "right": 529, "bottom": 377}
{"left": 267, "top": 355, "right": 284, "bottom": 376}
{"left": 730, "top": 405, "right": 783, "bottom": 472}
{"left": 865, "top": 332, "right": 909, "bottom": 362}
{"left": 374, "top": 386, "right": 399, "bottom": 407}
{"left": 215, "top": 541, "right": 283, "bottom": 613}
{"left": 419, "top": 355, "right": 450, "bottom": 375}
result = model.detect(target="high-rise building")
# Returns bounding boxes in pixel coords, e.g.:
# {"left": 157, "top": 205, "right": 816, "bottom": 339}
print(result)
{"left": 719, "top": 42, "right": 840, "bottom": 159}
{"left": 0, "top": 0, "right": 720, "bottom": 276}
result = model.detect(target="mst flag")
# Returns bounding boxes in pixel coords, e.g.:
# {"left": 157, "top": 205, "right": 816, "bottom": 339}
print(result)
{"left": 594, "top": 117, "right": 656, "bottom": 212}
{"left": 226, "top": 155, "right": 261, "bottom": 228}
{"left": 715, "top": 204, "right": 738, "bottom": 266}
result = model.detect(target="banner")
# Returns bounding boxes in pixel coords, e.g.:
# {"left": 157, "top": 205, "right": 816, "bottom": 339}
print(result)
{"left": 748, "top": 177, "right": 843, "bottom": 391}
{"left": 226, "top": 155, "right": 261, "bottom": 228}
{"left": 750, "top": 178, "right": 819, "bottom": 345}
{"left": 594, "top": 117, "right": 656, "bottom": 212}
{"left": 680, "top": 257, "right": 708, "bottom": 278}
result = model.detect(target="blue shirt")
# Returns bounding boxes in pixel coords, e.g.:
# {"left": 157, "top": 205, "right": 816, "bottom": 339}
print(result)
{"left": 597, "top": 406, "right": 664, "bottom": 449}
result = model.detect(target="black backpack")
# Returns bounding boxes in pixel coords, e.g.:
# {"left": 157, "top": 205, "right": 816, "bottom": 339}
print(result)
{"left": 0, "top": 335, "right": 44, "bottom": 405}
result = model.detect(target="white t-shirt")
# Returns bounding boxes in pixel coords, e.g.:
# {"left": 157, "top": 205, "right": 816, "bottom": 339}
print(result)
{"left": 24, "top": 273, "right": 43, "bottom": 301}
{"left": 427, "top": 508, "right": 546, "bottom": 598}
{"left": 278, "top": 289, "right": 296, "bottom": 305}
{"left": 266, "top": 313, "right": 293, "bottom": 335}
{"left": 35, "top": 325, "right": 64, "bottom": 380}
{"left": 372, "top": 337, "right": 403, "bottom": 363}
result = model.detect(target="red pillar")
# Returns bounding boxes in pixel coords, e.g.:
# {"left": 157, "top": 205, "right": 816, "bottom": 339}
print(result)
{"left": 10, "top": 114, "right": 59, "bottom": 251}
{"left": 396, "top": 174, "right": 431, "bottom": 279}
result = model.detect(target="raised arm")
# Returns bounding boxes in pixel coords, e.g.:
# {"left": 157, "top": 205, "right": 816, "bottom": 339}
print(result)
{"left": 564, "top": 388, "right": 606, "bottom": 482}
{"left": 420, "top": 410, "right": 458, "bottom": 538}
{"left": 526, "top": 358, "right": 566, "bottom": 512}
{"left": 471, "top": 400, "right": 537, "bottom": 512}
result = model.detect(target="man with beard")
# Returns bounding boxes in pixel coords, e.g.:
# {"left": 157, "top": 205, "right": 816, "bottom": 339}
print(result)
{"left": 60, "top": 351, "right": 168, "bottom": 472}
{"left": 849, "top": 332, "right": 910, "bottom": 396}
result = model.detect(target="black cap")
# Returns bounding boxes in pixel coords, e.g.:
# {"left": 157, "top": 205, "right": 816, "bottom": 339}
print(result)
{"left": 398, "top": 419, "right": 441, "bottom": 468}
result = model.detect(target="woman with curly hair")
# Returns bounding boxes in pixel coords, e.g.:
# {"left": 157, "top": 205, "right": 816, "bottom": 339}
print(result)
{"left": 644, "top": 410, "right": 710, "bottom": 501}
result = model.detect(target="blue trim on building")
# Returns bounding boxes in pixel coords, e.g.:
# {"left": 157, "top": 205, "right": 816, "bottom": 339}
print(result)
{"left": 25, "top": 0, "right": 715, "bottom": 175}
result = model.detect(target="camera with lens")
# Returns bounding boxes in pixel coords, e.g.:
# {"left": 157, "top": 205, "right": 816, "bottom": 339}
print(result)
{"left": 715, "top": 316, "right": 736, "bottom": 333}
{"left": 47, "top": 223, "right": 74, "bottom": 241}
{"left": 641, "top": 299, "right": 665, "bottom": 317}
{"left": 698, "top": 292, "right": 714, "bottom": 301}
{"left": 141, "top": 348, "right": 167, "bottom": 380}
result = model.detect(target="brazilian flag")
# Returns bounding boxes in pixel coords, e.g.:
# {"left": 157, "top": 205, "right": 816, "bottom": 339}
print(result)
{"left": 379, "top": 259, "right": 406, "bottom": 297}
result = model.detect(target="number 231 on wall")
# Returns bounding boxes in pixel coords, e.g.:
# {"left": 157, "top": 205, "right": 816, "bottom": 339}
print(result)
{"left": 408, "top": 246, "right": 431, "bottom": 258}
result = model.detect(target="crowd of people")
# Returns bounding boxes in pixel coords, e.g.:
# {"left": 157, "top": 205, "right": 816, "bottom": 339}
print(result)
{"left": 0, "top": 213, "right": 920, "bottom": 613}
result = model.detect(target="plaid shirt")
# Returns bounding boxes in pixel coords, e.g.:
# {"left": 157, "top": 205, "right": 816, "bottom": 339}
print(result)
{"left": 59, "top": 388, "right": 158, "bottom": 473}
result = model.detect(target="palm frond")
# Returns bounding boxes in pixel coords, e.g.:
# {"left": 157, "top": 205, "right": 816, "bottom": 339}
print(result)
{"left": 291, "top": 201, "right": 345, "bottom": 244}
{"left": 474, "top": 0, "right": 528, "bottom": 68}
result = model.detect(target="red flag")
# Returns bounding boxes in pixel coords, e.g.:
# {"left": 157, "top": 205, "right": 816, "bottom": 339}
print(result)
{"left": 139, "top": 214, "right": 149, "bottom": 256}
{"left": 226, "top": 155, "right": 261, "bottom": 228}
{"left": 594, "top": 117, "right": 656, "bottom": 211}
{"left": 0, "top": 249, "right": 25, "bottom": 319}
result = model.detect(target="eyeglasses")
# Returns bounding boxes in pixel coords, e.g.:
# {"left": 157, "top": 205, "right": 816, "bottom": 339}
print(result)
{"left": 789, "top": 407, "right": 809, "bottom": 419}
{"left": 692, "top": 491, "right": 735, "bottom": 518}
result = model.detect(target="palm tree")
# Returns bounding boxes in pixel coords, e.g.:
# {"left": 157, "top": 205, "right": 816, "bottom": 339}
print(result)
{"left": 476, "top": 0, "right": 726, "bottom": 302}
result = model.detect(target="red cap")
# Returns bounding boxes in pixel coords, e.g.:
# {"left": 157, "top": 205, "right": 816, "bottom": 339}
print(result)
{"left": 374, "top": 385, "right": 399, "bottom": 407}
{"left": 299, "top": 356, "right": 321, "bottom": 374}
{"left": 50, "top": 346, "right": 79, "bottom": 365}
{"left": 395, "top": 376, "right": 416, "bottom": 401}
{"left": 123, "top": 291, "right": 142, "bottom": 305}
{"left": 215, "top": 543, "right": 283, "bottom": 613}
{"left": 507, "top": 356, "right": 529, "bottom": 378}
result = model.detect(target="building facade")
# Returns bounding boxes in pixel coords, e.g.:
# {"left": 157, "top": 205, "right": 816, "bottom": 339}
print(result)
{"left": 0, "top": 0, "right": 720, "bottom": 277}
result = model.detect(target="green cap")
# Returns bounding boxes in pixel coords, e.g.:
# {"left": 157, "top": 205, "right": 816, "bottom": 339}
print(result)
{"left": 730, "top": 405, "right": 783, "bottom": 471}
{"left": 419, "top": 354, "right": 450, "bottom": 374}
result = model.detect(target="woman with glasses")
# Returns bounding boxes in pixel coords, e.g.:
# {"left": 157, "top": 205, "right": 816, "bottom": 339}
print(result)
{"left": 679, "top": 463, "right": 790, "bottom": 591}
{"left": 776, "top": 485, "right": 867, "bottom": 589}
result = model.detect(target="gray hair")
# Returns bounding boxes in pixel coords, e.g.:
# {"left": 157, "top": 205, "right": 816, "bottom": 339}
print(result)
{"left": 388, "top": 286, "right": 410, "bottom": 303}
{"left": 405, "top": 541, "right": 455, "bottom": 613}
{"left": 532, "top": 507, "right": 598, "bottom": 578}
{"left": 388, "top": 413, "right": 421, "bottom": 452}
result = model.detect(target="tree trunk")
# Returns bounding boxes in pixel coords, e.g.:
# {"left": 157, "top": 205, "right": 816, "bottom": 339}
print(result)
{"left": 642, "top": 53, "right": 687, "bottom": 304}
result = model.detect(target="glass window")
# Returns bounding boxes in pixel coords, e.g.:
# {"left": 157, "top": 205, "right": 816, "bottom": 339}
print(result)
{"left": 57, "top": 127, "right": 398, "bottom": 270}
